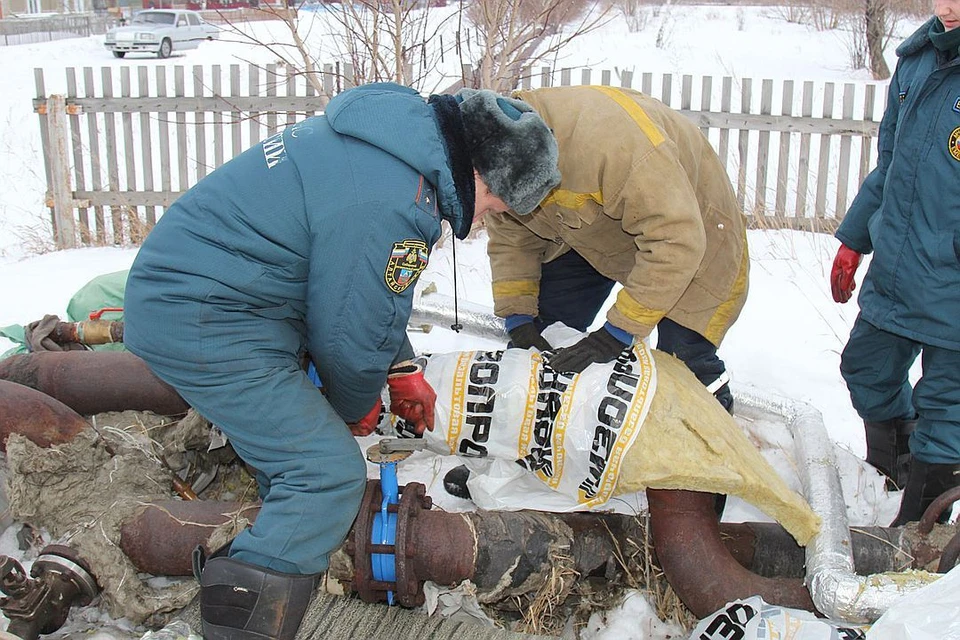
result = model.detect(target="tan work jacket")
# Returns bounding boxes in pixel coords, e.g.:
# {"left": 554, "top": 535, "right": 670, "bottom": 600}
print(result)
{"left": 487, "top": 86, "right": 749, "bottom": 346}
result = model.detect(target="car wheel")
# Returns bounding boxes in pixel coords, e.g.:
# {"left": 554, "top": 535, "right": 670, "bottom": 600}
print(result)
{"left": 159, "top": 39, "right": 172, "bottom": 59}
{"left": 112, "top": 51, "right": 126, "bottom": 58}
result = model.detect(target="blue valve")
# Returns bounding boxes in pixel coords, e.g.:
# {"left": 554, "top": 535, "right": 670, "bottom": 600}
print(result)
{"left": 371, "top": 460, "right": 399, "bottom": 605}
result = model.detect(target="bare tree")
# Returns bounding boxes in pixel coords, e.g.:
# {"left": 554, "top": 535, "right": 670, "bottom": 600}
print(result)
{"left": 324, "top": 0, "right": 459, "bottom": 92}
{"left": 864, "top": 0, "right": 891, "bottom": 79}
{"left": 209, "top": 0, "right": 459, "bottom": 101}
{"left": 459, "top": 0, "right": 613, "bottom": 93}
{"left": 210, "top": 4, "right": 331, "bottom": 99}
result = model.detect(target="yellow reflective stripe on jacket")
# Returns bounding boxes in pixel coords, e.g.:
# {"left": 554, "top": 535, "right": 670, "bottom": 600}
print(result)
{"left": 613, "top": 289, "right": 665, "bottom": 328}
{"left": 704, "top": 240, "right": 749, "bottom": 346}
{"left": 541, "top": 189, "right": 604, "bottom": 210}
{"left": 591, "top": 86, "right": 665, "bottom": 148}
{"left": 492, "top": 279, "right": 540, "bottom": 299}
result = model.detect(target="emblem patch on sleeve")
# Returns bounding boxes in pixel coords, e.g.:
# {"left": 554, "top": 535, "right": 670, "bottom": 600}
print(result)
{"left": 950, "top": 126, "right": 960, "bottom": 162}
{"left": 954, "top": 96, "right": 960, "bottom": 113}
{"left": 385, "top": 239, "right": 429, "bottom": 293}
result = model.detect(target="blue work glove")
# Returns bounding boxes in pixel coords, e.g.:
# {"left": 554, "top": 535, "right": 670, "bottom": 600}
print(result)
{"left": 505, "top": 315, "right": 552, "bottom": 351}
{"left": 548, "top": 323, "right": 631, "bottom": 373}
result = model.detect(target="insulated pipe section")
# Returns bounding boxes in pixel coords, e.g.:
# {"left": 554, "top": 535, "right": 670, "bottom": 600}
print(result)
{"left": 646, "top": 488, "right": 814, "bottom": 617}
{"left": 409, "top": 290, "right": 508, "bottom": 343}
{"left": 0, "top": 351, "right": 188, "bottom": 417}
{"left": 409, "top": 298, "right": 946, "bottom": 623}
{"left": 0, "top": 380, "right": 89, "bottom": 451}
{"left": 733, "top": 386, "right": 942, "bottom": 623}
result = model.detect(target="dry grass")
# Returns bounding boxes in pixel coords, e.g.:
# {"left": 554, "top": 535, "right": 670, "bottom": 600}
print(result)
{"left": 514, "top": 551, "right": 580, "bottom": 636}
{"left": 604, "top": 513, "right": 698, "bottom": 631}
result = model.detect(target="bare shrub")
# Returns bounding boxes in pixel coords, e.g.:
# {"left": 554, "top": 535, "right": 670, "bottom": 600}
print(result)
{"left": 615, "top": 0, "right": 651, "bottom": 33}
{"left": 211, "top": 1, "right": 458, "bottom": 98}
{"left": 810, "top": 2, "right": 842, "bottom": 31}
{"left": 772, "top": 0, "right": 810, "bottom": 25}
{"left": 324, "top": 0, "right": 458, "bottom": 92}
{"left": 460, "top": 0, "right": 612, "bottom": 93}
{"left": 900, "top": 0, "right": 931, "bottom": 19}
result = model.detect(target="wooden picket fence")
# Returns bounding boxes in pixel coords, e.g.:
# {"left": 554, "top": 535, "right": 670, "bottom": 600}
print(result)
{"left": 34, "top": 63, "right": 887, "bottom": 248}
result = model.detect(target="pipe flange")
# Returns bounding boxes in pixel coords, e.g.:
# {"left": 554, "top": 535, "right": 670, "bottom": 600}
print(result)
{"left": 349, "top": 480, "right": 431, "bottom": 606}
{"left": 33, "top": 545, "right": 99, "bottom": 607}
{"left": 394, "top": 482, "right": 430, "bottom": 607}
{"left": 350, "top": 479, "right": 382, "bottom": 604}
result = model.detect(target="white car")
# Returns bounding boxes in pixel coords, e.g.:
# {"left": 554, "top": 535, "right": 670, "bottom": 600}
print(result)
{"left": 104, "top": 9, "right": 220, "bottom": 59}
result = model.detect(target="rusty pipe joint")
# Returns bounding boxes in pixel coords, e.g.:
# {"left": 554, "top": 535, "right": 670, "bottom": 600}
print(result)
{"left": 0, "top": 545, "right": 99, "bottom": 640}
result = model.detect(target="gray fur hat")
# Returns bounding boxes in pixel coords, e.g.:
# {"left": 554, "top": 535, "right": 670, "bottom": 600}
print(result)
{"left": 456, "top": 89, "right": 561, "bottom": 215}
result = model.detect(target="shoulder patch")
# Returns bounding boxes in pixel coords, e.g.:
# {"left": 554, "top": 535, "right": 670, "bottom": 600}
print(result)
{"left": 950, "top": 126, "right": 960, "bottom": 162}
{"left": 954, "top": 96, "right": 960, "bottom": 113}
{"left": 385, "top": 239, "right": 429, "bottom": 293}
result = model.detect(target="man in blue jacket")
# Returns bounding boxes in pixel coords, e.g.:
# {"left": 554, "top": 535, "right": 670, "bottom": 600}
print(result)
{"left": 831, "top": 0, "right": 960, "bottom": 526}
{"left": 123, "top": 84, "right": 560, "bottom": 640}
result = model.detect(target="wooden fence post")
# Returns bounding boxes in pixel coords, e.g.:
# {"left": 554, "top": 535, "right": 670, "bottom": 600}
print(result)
{"left": 47, "top": 94, "right": 77, "bottom": 250}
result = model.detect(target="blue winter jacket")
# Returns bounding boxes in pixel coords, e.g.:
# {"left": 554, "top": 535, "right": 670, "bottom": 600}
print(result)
{"left": 124, "top": 83, "right": 467, "bottom": 422}
{"left": 836, "top": 18, "right": 960, "bottom": 351}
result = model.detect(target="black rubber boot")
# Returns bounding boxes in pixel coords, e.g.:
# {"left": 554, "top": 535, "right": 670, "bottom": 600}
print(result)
{"left": 192, "top": 540, "right": 232, "bottom": 582}
{"left": 199, "top": 556, "right": 317, "bottom": 640}
{"left": 891, "top": 460, "right": 960, "bottom": 527}
{"left": 443, "top": 464, "right": 472, "bottom": 500}
{"left": 864, "top": 417, "right": 916, "bottom": 490}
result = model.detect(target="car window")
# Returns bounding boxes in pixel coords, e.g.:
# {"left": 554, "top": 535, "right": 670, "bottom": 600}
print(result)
{"left": 176, "top": 15, "right": 187, "bottom": 27}
{"left": 132, "top": 11, "right": 175, "bottom": 25}
{"left": 187, "top": 14, "right": 200, "bottom": 25}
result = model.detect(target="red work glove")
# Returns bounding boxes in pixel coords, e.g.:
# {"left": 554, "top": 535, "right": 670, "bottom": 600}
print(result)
{"left": 830, "top": 244, "right": 863, "bottom": 303}
{"left": 387, "top": 359, "right": 436, "bottom": 435}
{"left": 348, "top": 398, "right": 382, "bottom": 437}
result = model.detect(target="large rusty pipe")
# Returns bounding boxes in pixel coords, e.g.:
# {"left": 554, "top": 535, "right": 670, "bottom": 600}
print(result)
{"left": 646, "top": 488, "right": 815, "bottom": 617}
{"left": 117, "top": 491, "right": 951, "bottom": 613}
{"left": 119, "top": 496, "right": 644, "bottom": 603}
{"left": 119, "top": 500, "right": 261, "bottom": 577}
{"left": 0, "top": 351, "right": 188, "bottom": 416}
{"left": 0, "top": 380, "right": 89, "bottom": 451}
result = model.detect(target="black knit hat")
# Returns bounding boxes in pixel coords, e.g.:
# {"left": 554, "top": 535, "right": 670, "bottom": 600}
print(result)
{"left": 456, "top": 89, "right": 561, "bottom": 215}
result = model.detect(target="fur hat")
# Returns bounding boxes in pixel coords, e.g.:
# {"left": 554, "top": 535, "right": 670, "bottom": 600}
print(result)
{"left": 456, "top": 89, "right": 561, "bottom": 215}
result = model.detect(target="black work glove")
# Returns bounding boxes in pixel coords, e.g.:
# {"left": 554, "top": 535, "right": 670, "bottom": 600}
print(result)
{"left": 548, "top": 327, "right": 629, "bottom": 373}
{"left": 508, "top": 322, "right": 553, "bottom": 352}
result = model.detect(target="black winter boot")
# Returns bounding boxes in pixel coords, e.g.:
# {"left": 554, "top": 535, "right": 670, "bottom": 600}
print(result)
{"left": 864, "top": 417, "right": 916, "bottom": 490}
{"left": 891, "top": 459, "right": 960, "bottom": 527}
{"left": 199, "top": 556, "right": 317, "bottom": 640}
{"left": 443, "top": 464, "right": 472, "bottom": 500}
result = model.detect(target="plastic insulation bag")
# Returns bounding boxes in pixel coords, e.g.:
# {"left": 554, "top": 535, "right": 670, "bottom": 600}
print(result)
{"left": 690, "top": 597, "right": 870, "bottom": 639}
{"left": 414, "top": 343, "right": 658, "bottom": 511}
{"left": 866, "top": 564, "right": 960, "bottom": 639}
{"left": 384, "top": 336, "right": 820, "bottom": 545}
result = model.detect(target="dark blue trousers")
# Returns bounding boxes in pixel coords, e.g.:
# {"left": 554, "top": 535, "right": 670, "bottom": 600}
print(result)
{"left": 534, "top": 250, "right": 733, "bottom": 411}
{"left": 841, "top": 315, "right": 960, "bottom": 464}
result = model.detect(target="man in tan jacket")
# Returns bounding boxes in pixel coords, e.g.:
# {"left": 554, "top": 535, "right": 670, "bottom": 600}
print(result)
{"left": 487, "top": 85, "right": 749, "bottom": 413}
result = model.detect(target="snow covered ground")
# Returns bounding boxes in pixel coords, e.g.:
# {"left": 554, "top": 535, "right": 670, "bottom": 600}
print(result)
{"left": 0, "top": 4, "right": 953, "bottom": 640}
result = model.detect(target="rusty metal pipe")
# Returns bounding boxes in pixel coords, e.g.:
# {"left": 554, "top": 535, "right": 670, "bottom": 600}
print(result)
{"left": 0, "top": 380, "right": 89, "bottom": 451}
{"left": 52, "top": 320, "right": 124, "bottom": 346}
{"left": 119, "top": 500, "right": 261, "bottom": 577}
{"left": 647, "top": 488, "right": 815, "bottom": 617}
{"left": 918, "top": 485, "right": 960, "bottom": 535}
{"left": 117, "top": 489, "right": 953, "bottom": 616}
{"left": 0, "top": 351, "right": 188, "bottom": 416}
